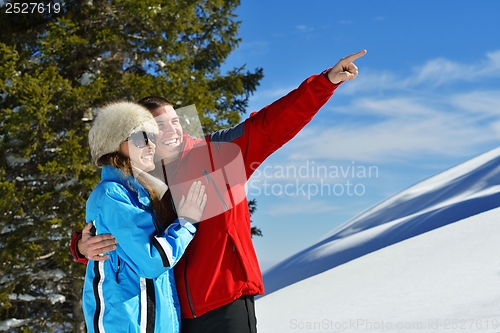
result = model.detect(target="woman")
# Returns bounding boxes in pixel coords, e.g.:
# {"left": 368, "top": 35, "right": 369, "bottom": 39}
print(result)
{"left": 82, "top": 101, "right": 207, "bottom": 333}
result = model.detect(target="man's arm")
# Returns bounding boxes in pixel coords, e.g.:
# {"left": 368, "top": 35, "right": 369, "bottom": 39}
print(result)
{"left": 70, "top": 181, "right": 206, "bottom": 264}
{"left": 248, "top": 49, "right": 367, "bottom": 144}
{"left": 70, "top": 223, "right": 117, "bottom": 264}
{"left": 236, "top": 50, "right": 367, "bottom": 176}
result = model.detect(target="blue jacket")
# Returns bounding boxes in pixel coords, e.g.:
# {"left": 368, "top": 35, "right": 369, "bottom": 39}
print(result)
{"left": 82, "top": 166, "right": 196, "bottom": 333}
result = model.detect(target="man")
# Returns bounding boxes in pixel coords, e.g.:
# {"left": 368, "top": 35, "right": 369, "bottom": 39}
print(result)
{"left": 71, "top": 50, "right": 366, "bottom": 333}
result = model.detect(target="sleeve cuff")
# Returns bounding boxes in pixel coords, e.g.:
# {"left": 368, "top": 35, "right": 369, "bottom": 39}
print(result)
{"left": 70, "top": 230, "right": 89, "bottom": 265}
{"left": 177, "top": 217, "right": 198, "bottom": 234}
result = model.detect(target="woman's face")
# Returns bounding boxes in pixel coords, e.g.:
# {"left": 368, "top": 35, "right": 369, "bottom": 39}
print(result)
{"left": 120, "top": 131, "right": 156, "bottom": 172}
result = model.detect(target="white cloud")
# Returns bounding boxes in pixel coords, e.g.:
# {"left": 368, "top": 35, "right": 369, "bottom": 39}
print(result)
{"left": 341, "top": 50, "right": 500, "bottom": 95}
{"left": 264, "top": 51, "right": 500, "bottom": 164}
{"left": 411, "top": 57, "right": 464, "bottom": 85}
{"left": 486, "top": 49, "right": 500, "bottom": 68}
{"left": 450, "top": 90, "right": 500, "bottom": 116}
{"left": 296, "top": 25, "right": 314, "bottom": 32}
{"left": 250, "top": 85, "right": 297, "bottom": 102}
{"left": 413, "top": 49, "right": 500, "bottom": 85}
{"left": 282, "top": 89, "right": 500, "bottom": 163}
{"left": 412, "top": 50, "right": 500, "bottom": 85}
{"left": 230, "top": 40, "right": 270, "bottom": 60}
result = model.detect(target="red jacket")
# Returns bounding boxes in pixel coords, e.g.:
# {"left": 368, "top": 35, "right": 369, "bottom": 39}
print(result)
{"left": 71, "top": 70, "right": 340, "bottom": 318}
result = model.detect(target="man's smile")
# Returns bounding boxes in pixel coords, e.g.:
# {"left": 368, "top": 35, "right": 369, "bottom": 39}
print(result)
{"left": 162, "top": 137, "right": 180, "bottom": 146}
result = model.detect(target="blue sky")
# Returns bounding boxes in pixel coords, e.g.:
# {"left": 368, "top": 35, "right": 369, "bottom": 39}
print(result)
{"left": 220, "top": 0, "right": 500, "bottom": 271}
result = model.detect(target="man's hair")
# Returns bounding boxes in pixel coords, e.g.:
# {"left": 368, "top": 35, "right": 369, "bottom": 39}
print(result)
{"left": 137, "top": 96, "right": 173, "bottom": 111}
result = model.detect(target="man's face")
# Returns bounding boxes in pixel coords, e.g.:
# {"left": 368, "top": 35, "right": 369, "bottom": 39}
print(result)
{"left": 150, "top": 105, "right": 184, "bottom": 160}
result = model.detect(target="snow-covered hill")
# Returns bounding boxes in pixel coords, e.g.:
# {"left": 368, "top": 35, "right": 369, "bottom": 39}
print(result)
{"left": 261, "top": 147, "right": 500, "bottom": 297}
{"left": 256, "top": 207, "right": 500, "bottom": 332}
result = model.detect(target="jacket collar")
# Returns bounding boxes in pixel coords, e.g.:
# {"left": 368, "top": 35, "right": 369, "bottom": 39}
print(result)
{"left": 180, "top": 132, "right": 203, "bottom": 160}
{"left": 101, "top": 165, "right": 151, "bottom": 207}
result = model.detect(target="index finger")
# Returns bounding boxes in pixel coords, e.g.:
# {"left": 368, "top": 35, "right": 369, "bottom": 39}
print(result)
{"left": 343, "top": 49, "right": 367, "bottom": 63}
{"left": 88, "top": 234, "right": 115, "bottom": 244}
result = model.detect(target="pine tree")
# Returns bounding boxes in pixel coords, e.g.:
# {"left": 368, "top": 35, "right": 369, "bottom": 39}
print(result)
{"left": 248, "top": 198, "right": 262, "bottom": 237}
{"left": 0, "top": 1, "right": 263, "bottom": 331}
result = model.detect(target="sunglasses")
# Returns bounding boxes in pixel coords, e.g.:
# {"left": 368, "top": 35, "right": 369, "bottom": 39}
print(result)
{"left": 126, "top": 131, "right": 156, "bottom": 148}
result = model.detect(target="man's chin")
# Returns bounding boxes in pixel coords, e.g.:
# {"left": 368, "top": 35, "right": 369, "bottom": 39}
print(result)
{"left": 156, "top": 147, "right": 180, "bottom": 161}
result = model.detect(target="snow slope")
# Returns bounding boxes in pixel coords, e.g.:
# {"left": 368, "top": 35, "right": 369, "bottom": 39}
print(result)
{"left": 256, "top": 207, "right": 500, "bottom": 332}
{"left": 262, "top": 147, "right": 500, "bottom": 296}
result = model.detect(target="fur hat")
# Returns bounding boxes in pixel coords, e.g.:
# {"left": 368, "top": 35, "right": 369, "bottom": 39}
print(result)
{"left": 89, "top": 101, "right": 158, "bottom": 165}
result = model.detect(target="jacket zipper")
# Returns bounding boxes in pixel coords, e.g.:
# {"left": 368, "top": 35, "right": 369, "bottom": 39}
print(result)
{"left": 115, "top": 256, "right": 121, "bottom": 284}
{"left": 184, "top": 252, "right": 197, "bottom": 318}
{"left": 202, "top": 169, "right": 229, "bottom": 212}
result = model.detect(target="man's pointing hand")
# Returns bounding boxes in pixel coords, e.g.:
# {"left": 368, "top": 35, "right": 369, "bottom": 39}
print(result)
{"left": 328, "top": 49, "right": 367, "bottom": 84}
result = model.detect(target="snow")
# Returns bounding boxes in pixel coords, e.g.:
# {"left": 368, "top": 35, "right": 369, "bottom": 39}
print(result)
{"left": 78, "top": 72, "right": 95, "bottom": 86}
{"left": 262, "top": 147, "right": 500, "bottom": 296}
{"left": 47, "top": 294, "right": 66, "bottom": 305}
{"left": 54, "top": 177, "right": 78, "bottom": 191}
{"left": 257, "top": 208, "right": 500, "bottom": 332}
{"left": 1, "top": 224, "right": 16, "bottom": 234}
{"left": 8, "top": 294, "right": 37, "bottom": 302}
{"left": 5, "top": 154, "right": 29, "bottom": 167}
{"left": 31, "top": 269, "right": 66, "bottom": 281}
{"left": 256, "top": 147, "right": 500, "bottom": 332}
{"left": 7, "top": 293, "right": 65, "bottom": 305}
{"left": 0, "top": 318, "right": 30, "bottom": 331}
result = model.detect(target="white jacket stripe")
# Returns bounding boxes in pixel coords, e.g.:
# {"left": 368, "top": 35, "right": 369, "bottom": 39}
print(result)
{"left": 140, "top": 278, "right": 147, "bottom": 333}
{"left": 92, "top": 261, "right": 106, "bottom": 333}
{"left": 98, "top": 262, "right": 106, "bottom": 333}
{"left": 153, "top": 235, "right": 174, "bottom": 267}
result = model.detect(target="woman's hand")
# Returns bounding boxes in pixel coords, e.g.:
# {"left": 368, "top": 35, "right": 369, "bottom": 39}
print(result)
{"left": 177, "top": 181, "right": 208, "bottom": 223}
